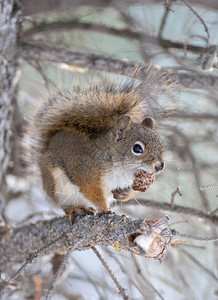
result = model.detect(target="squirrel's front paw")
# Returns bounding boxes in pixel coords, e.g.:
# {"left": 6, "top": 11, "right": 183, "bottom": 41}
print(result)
{"left": 64, "top": 207, "right": 96, "bottom": 223}
{"left": 112, "top": 186, "right": 131, "bottom": 200}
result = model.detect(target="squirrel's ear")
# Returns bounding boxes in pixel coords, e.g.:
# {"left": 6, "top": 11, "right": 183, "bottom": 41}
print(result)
{"left": 142, "top": 117, "right": 154, "bottom": 129}
{"left": 115, "top": 115, "right": 131, "bottom": 142}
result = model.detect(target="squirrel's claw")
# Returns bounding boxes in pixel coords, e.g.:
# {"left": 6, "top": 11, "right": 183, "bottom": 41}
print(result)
{"left": 98, "top": 209, "right": 115, "bottom": 217}
{"left": 64, "top": 207, "right": 96, "bottom": 223}
{"left": 112, "top": 186, "right": 131, "bottom": 200}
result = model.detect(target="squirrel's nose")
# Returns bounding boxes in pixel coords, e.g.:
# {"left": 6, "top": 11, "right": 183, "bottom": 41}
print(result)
{"left": 155, "top": 161, "right": 165, "bottom": 173}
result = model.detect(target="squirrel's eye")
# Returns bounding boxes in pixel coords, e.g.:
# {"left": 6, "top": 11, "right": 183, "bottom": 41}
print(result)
{"left": 131, "top": 141, "right": 145, "bottom": 155}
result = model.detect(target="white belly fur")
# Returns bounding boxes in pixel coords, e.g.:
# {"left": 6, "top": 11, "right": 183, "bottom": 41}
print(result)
{"left": 102, "top": 166, "right": 135, "bottom": 205}
{"left": 52, "top": 166, "right": 135, "bottom": 209}
{"left": 52, "top": 168, "right": 97, "bottom": 209}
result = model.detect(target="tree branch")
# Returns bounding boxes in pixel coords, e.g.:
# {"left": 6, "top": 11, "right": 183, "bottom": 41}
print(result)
{"left": 171, "top": 112, "right": 218, "bottom": 121}
{"left": 0, "top": 214, "right": 172, "bottom": 271}
{"left": 18, "top": 43, "right": 218, "bottom": 89}
{"left": 0, "top": 0, "right": 21, "bottom": 185}
{"left": 21, "top": 21, "right": 206, "bottom": 55}
{"left": 122, "top": 199, "right": 218, "bottom": 225}
{"left": 21, "top": 0, "right": 218, "bottom": 16}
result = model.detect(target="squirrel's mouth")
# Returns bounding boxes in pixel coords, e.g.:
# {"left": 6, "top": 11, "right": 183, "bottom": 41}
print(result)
{"left": 136, "top": 165, "right": 155, "bottom": 175}
{"left": 137, "top": 160, "right": 164, "bottom": 175}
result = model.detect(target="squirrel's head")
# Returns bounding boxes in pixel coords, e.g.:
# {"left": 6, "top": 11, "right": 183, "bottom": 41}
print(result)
{"left": 109, "top": 115, "right": 165, "bottom": 175}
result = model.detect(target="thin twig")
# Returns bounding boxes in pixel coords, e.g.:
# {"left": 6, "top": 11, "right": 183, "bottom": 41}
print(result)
{"left": 173, "top": 243, "right": 206, "bottom": 250}
{"left": 119, "top": 199, "right": 218, "bottom": 225}
{"left": 0, "top": 234, "right": 65, "bottom": 297}
{"left": 92, "top": 247, "right": 129, "bottom": 300}
{"left": 131, "top": 254, "right": 165, "bottom": 300}
{"left": 117, "top": 8, "right": 150, "bottom": 62}
{"left": 164, "top": 0, "right": 174, "bottom": 12}
{"left": 172, "top": 258, "right": 197, "bottom": 300}
{"left": 172, "top": 230, "right": 218, "bottom": 242}
{"left": 45, "top": 241, "right": 81, "bottom": 300}
{"left": 171, "top": 112, "right": 218, "bottom": 120}
{"left": 71, "top": 257, "right": 104, "bottom": 297}
{"left": 21, "top": 20, "right": 206, "bottom": 54}
{"left": 26, "top": 59, "right": 57, "bottom": 91}
{"left": 0, "top": 193, "right": 7, "bottom": 227}
{"left": 171, "top": 186, "right": 182, "bottom": 207}
{"left": 169, "top": 126, "right": 209, "bottom": 210}
{"left": 181, "top": 0, "right": 210, "bottom": 44}
{"left": 158, "top": 0, "right": 172, "bottom": 37}
{"left": 209, "top": 208, "right": 218, "bottom": 216}
{"left": 179, "top": 248, "right": 218, "bottom": 283}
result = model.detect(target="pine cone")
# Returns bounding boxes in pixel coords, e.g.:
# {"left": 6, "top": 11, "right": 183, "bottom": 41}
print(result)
{"left": 132, "top": 170, "right": 155, "bottom": 192}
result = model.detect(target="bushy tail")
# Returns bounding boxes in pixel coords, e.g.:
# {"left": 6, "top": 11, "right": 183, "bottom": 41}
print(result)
{"left": 31, "top": 67, "right": 175, "bottom": 153}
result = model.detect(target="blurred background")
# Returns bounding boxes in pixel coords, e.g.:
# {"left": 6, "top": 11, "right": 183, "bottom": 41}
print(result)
{"left": 1, "top": 0, "right": 218, "bottom": 299}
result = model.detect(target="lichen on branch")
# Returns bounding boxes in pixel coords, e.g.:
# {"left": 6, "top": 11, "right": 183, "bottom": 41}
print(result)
{"left": 0, "top": 213, "right": 172, "bottom": 271}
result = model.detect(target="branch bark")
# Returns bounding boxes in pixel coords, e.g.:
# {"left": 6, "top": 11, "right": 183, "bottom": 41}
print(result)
{"left": 0, "top": 0, "right": 21, "bottom": 185}
{"left": 0, "top": 214, "right": 172, "bottom": 271}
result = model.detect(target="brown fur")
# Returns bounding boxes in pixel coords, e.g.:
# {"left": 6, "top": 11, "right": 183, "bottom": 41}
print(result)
{"left": 33, "top": 67, "right": 173, "bottom": 154}
{"left": 29, "top": 68, "right": 173, "bottom": 213}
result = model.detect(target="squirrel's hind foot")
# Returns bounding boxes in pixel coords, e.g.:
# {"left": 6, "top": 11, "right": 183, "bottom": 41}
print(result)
{"left": 64, "top": 206, "right": 96, "bottom": 223}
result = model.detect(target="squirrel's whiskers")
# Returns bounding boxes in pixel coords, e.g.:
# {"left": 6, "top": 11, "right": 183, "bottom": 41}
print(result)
{"left": 27, "top": 68, "right": 172, "bottom": 216}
